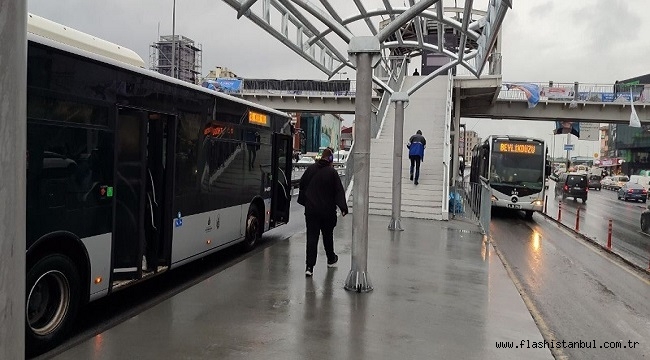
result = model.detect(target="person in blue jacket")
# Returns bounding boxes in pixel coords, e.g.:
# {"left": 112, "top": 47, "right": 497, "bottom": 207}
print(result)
{"left": 407, "top": 130, "right": 426, "bottom": 185}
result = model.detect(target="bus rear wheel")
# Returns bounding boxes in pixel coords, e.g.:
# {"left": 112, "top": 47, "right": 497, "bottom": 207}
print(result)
{"left": 242, "top": 205, "right": 262, "bottom": 251}
{"left": 26, "top": 254, "right": 80, "bottom": 356}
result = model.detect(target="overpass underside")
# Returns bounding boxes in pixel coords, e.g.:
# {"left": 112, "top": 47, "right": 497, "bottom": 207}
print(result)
{"left": 238, "top": 93, "right": 380, "bottom": 114}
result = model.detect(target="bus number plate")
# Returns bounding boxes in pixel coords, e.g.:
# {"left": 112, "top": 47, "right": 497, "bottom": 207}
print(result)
{"left": 508, "top": 204, "right": 521, "bottom": 209}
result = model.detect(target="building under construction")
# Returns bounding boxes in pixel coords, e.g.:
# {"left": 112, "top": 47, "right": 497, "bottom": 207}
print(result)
{"left": 150, "top": 35, "right": 202, "bottom": 84}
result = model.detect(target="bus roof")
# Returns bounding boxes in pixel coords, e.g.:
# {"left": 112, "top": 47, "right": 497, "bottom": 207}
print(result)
{"left": 27, "top": 13, "right": 146, "bottom": 68}
{"left": 27, "top": 19, "right": 290, "bottom": 119}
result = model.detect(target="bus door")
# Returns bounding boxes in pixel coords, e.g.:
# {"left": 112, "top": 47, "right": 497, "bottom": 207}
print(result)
{"left": 113, "top": 107, "right": 171, "bottom": 280}
{"left": 270, "top": 133, "right": 292, "bottom": 226}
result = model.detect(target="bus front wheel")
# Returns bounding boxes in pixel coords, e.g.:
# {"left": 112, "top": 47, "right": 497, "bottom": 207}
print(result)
{"left": 242, "top": 205, "right": 262, "bottom": 251}
{"left": 26, "top": 254, "right": 81, "bottom": 356}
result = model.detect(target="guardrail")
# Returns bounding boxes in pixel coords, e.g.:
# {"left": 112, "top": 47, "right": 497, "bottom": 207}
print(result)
{"left": 450, "top": 179, "right": 492, "bottom": 236}
{"left": 203, "top": 79, "right": 358, "bottom": 97}
{"left": 498, "top": 81, "right": 650, "bottom": 104}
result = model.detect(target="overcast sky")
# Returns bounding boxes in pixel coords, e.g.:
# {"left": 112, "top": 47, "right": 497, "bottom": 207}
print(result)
{"left": 28, "top": 0, "right": 650, "bottom": 158}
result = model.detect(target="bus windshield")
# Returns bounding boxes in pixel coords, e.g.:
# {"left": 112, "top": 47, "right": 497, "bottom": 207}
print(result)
{"left": 490, "top": 152, "right": 545, "bottom": 189}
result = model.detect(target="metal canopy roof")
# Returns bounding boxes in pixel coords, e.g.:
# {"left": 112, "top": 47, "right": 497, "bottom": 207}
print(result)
{"left": 221, "top": 0, "right": 511, "bottom": 81}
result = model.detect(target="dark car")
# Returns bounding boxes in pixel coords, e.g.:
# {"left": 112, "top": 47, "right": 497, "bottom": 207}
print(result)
{"left": 641, "top": 205, "right": 650, "bottom": 233}
{"left": 554, "top": 172, "right": 588, "bottom": 203}
{"left": 588, "top": 175, "right": 602, "bottom": 190}
{"left": 617, "top": 182, "right": 647, "bottom": 202}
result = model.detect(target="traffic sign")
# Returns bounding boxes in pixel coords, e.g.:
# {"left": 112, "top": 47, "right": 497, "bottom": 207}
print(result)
{"left": 564, "top": 144, "right": 574, "bottom": 151}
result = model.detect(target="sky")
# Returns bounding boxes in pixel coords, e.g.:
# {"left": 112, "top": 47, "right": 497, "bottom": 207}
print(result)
{"left": 27, "top": 0, "right": 650, "bottom": 159}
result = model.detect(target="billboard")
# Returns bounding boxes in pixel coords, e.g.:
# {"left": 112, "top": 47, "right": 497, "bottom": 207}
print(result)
{"left": 202, "top": 78, "right": 243, "bottom": 93}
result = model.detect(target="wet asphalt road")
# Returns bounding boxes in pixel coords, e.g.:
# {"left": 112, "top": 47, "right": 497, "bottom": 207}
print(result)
{"left": 490, "top": 208, "right": 650, "bottom": 360}
{"left": 543, "top": 179, "right": 650, "bottom": 268}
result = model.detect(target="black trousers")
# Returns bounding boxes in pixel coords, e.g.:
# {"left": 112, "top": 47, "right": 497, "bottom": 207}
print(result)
{"left": 409, "top": 155, "right": 422, "bottom": 181}
{"left": 305, "top": 213, "right": 337, "bottom": 267}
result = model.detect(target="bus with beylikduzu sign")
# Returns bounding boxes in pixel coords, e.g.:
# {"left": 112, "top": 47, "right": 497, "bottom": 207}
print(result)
{"left": 469, "top": 135, "right": 551, "bottom": 219}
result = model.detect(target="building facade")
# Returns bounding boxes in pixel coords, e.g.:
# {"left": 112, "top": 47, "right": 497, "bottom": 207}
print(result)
{"left": 461, "top": 130, "right": 481, "bottom": 165}
{"left": 294, "top": 113, "right": 343, "bottom": 154}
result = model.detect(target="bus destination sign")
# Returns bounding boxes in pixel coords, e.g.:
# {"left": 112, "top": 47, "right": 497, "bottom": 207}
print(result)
{"left": 495, "top": 141, "right": 542, "bottom": 155}
{"left": 249, "top": 111, "right": 269, "bottom": 126}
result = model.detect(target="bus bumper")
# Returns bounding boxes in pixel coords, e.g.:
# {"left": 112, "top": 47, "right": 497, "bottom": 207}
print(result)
{"left": 492, "top": 198, "right": 543, "bottom": 212}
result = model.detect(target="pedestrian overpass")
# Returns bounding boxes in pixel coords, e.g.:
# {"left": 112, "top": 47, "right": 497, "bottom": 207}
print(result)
{"left": 220, "top": 0, "right": 650, "bottom": 232}
{"left": 238, "top": 76, "right": 650, "bottom": 124}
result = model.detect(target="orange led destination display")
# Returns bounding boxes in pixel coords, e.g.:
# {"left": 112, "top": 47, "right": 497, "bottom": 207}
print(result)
{"left": 495, "top": 141, "right": 542, "bottom": 155}
{"left": 249, "top": 111, "right": 269, "bottom": 126}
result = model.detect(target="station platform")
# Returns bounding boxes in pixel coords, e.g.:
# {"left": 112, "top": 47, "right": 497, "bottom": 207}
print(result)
{"left": 52, "top": 214, "right": 553, "bottom": 360}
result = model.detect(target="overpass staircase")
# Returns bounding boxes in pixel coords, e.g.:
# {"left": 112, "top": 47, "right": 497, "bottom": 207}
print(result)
{"left": 347, "top": 75, "right": 450, "bottom": 220}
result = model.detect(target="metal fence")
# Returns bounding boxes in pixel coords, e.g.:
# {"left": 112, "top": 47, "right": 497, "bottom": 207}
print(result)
{"left": 449, "top": 179, "right": 492, "bottom": 236}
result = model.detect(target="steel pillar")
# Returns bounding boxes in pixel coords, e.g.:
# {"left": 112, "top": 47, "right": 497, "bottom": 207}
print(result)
{"left": 452, "top": 86, "right": 461, "bottom": 185}
{"left": 0, "top": 1, "right": 27, "bottom": 359}
{"left": 388, "top": 92, "right": 409, "bottom": 231}
{"left": 345, "top": 37, "right": 380, "bottom": 293}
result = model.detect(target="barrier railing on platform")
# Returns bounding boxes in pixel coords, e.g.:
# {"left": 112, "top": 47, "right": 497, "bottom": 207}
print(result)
{"left": 449, "top": 179, "right": 492, "bottom": 236}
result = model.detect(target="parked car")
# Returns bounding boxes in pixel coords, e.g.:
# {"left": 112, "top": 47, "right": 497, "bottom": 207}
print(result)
{"left": 617, "top": 182, "right": 648, "bottom": 202}
{"left": 554, "top": 172, "right": 588, "bottom": 203}
{"left": 641, "top": 205, "right": 650, "bottom": 233}
{"left": 587, "top": 175, "right": 602, "bottom": 190}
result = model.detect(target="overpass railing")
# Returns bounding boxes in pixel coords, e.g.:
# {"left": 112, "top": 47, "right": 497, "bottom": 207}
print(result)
{"left": 498, "top": 82, "right": 650, "bottom": 103}
{"left": 204, "top": 78, "right": 358, "bottom": 97}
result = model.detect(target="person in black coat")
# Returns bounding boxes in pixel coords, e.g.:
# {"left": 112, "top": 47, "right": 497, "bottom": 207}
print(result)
{"left": 298, "top": 147, "right": 348, "bottom": 277}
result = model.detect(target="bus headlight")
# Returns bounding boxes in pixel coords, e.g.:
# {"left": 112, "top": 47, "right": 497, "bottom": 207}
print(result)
{"left": 491, "top": 195, "right": 498, "bottom": 202}
{"left": 531, "top": 199, "right": 543, "bottom": 206}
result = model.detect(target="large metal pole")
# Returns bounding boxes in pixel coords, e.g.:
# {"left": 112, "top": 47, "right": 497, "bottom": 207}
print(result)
{"left": 452, "top": 87, "right": 461, "bottom": 185}
{"left": 389, "top": 93, "right": 408, "bottom": 231}
{"left": 171, "top": 0, "right": 176, "bottom": 78}
{"left": 0, "top": 1, "right": 27, "bottom": 358}
{"left": 345, "top": 37, "right": 380, "bottom": 293}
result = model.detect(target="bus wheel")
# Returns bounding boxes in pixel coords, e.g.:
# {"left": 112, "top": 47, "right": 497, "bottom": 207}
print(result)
{"left": 524, "top": 210, "right": 534, "bottom": 220}
{"left": 242, "top": 205, "right": 261, "bottom": 251}
{"left": 26, "top": 254, "right": 80, "bottom": 356}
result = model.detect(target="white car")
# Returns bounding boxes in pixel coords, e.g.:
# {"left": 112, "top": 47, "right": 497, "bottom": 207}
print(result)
{"left": 297, "top": 157, "right": 315, "bottom": 165}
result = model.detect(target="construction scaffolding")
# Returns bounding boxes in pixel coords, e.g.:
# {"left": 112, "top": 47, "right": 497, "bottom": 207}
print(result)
{"left": 150, "top": 35, "right": 202, "bottom": 84}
